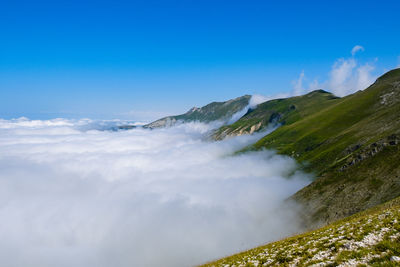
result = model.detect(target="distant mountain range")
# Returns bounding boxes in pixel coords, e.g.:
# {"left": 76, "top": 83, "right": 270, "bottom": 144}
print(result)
{"left": 142, "top": 94, "right": 251, "bottom": 128}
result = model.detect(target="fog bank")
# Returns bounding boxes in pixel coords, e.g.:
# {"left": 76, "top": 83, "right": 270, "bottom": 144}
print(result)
{"left": 0, "top": 118, "right": 311, "bottom": 267}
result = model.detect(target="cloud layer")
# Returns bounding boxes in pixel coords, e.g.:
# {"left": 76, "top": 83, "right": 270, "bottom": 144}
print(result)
{"left": 0, "top": 118, "right": 311, "bottom": 267}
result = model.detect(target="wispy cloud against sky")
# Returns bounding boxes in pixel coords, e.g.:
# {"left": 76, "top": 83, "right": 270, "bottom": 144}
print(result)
{"left": 351, "top": 45, "right": 365, "bottom": 56}
{"left": 291, "top": 46, "right": 377, "bottom": 97}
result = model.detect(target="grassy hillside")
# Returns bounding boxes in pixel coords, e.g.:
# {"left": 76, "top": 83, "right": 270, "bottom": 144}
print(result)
{"left": 212, "top": 90, "right": 340, "bottom": 140}
{"left": 201, "top": 196, "right": 400, "bottom": 267}
{"left": 143, "top": 95, "right": 251, "bottom": 128}
{"left": 247, "top": 68, "right": 400, "bottom": 225}
{"left": 253, "top": 69, "right": 400, "bottom": 174}
{"left": 201, "top": 68, "right": 400, "bottom": 266}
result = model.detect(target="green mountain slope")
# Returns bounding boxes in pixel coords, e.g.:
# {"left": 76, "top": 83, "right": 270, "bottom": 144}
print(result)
{"left": 212, "top": 90, "right": 340, "bottom": 140}
{"left": 143, "top": 95, "right": 251, "bottom": 128}
{"left": 201, "top": 196, "right": 400, "bottom": 267}
{"left": 250, "top": 68, "right": 400, "bottom": 225}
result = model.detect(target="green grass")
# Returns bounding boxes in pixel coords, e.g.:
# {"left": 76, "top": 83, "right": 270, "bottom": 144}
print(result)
{"left": 212, "top": 90, "right": 340, "bottom": 140}
{"left": 253, "top": 69, "right": 400, "bottom": 175}
{"left": 235, "top": 68, "right": 400, "bottom": 225}
{"left": 200, "top": 196, "right": 400, "bottom": 267}
{"left": 199, "top": 68, "right": 400, "bottom": 267}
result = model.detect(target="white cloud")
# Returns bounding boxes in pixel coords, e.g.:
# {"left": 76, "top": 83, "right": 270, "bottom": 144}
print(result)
{"left": 227, "top": 94, "right": 289, "bottom": 124}
{"left": 248, "top": 93, "right": 291, "bottom": 108}
{"left": 291, "top": 47, "right": 377, "bottom": 97}
{"left": 249, "top": 94, "right": 272, "bottom": 107}
{"left": 327, "top": 58, "right": 357, "bottom": 96}
{"left": 397, "top": 56, "right": 400, "bottom": 68}
{"left": 292, "top": 70, "right": 305, "bottom": 96}
{"left": 308, "top": 79, "right": 321, "bottom": 91}
{"left": 355, "top": 63, "right": 375, "bottom": 92}
{"left": 290, "top": 72, "right": 320, "bottom": 97}
{"left": 326, "top": 58, "right": 376, "bottom": 96}
{"left": 0, "top": 118, "right": 310, "bottom": 267}
{"left": 351, "top": 45, "right": 364, "bottom": 56}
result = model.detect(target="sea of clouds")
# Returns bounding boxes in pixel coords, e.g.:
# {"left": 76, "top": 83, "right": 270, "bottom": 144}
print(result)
{"left": 0, "top": 117, "right": 311, "bottom": 267}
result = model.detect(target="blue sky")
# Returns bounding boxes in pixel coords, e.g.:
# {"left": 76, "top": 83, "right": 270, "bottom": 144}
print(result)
{"left": 1, "top": 0, "right": 399, "bottom": 121}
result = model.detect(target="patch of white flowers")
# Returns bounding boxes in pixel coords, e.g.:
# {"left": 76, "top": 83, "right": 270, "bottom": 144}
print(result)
{"left": 207, "top": 207, "right": 400, "bottom": 267}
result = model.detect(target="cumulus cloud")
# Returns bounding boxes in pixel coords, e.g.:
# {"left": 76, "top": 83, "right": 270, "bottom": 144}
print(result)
{"left": 291, "top": 46, "right": 377, "bottom": 97}
{"left": 351, "top": 45, "right": 364, "bottom": 56}
{"left": 326, "top": 58, "right": 376, "bottom": 96}
{"left": 0, "top": 118, "right": 311, "bottom": 267}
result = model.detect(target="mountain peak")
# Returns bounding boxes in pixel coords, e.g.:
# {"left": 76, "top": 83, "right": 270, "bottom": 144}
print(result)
{"left": 143, "top": 95, "right": 251, "bottom": 129}
{"left": 306, "top": 89, "right": 331, "bottom": 95}
{"left": 375, "top": 68, "right": 400, "bottom": 83}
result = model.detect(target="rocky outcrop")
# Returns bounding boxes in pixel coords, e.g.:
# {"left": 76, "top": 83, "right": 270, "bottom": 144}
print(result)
{"left": 339, "top": 134, "right": 400, "bottom": 172}
{"left": 143, "top": 117, "right": 177, "bottom": 129}
{"left": 212, "top": 121, "right": 264, "bottom": 140}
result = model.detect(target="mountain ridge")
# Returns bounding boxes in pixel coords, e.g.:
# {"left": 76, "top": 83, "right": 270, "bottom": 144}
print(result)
{"left": 211, "top": 89, "right": 340, "bottom": 140}
{"left": 142, "top": 95, "right": 251, "bottom": 129}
